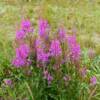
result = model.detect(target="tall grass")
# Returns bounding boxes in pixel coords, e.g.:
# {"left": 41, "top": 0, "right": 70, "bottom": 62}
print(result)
{"left": 0, "top": 0, "right": 100, "bottom": 100}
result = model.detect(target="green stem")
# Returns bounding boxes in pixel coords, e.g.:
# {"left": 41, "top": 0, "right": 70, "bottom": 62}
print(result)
{"left": 88, "top": 86, "right": 97, "bottom": 100}
{"left": 24, "top": 81, "right": 34, "bottom": 100}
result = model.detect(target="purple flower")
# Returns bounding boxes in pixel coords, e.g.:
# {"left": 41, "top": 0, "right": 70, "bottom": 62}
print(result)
{"left": 67, "top": 35, "right": 81, "bottom": 61}
{"left": 67, "top": 35, "right": 76, "bottom": 48}
{"left": 12, "top": 44, "right": 30, "bottom": 68}
{"left": 63, "top": 75, "right": 71, "bottom": 81}
{"left": 36, "top": 38, "right": 49, "bottom": 63}
{"left": 47, "top": 74, "right": 53, "bottom": 85}
{"left": 59, "top": 28, "right": 66, "bottom": 41}
{"left": 16, "top": 30, "right": 26, "bottom": 40}
{"left": 21, "top": 19, "right": 33, "bottom": 33}
{"left": 90, "top": 76, "right": 97, "bottom": 85}
{"left": 16, "top": 44, "right": 30, "bottom": 59}
{"left": 38, "top": 19, "right": 49, "bottom": 36}
{"left": 37, "top": 48, "right": 49, "bottom": 62}
{"left": 43, "top": 70, "right": 53, "bottom": 85}
{"left": 16, "top": 19, "right": 33, "bottom": 40}
{"left": 4, "top": 79, "right": 12, "bottom": 86}
{"left": 35, "top": 38, "right": 43, "bottom": 49}
{"left": 43, "top": 70, "right": 49, "bottom": 79}
{"left": 71, "top": 44, "right": 81, "bottom": 60}
{"left": 50, "top": 39, "right": 62, "bottom": 57}
{"left": 12, "top": 57, "right": 25, "bottom": 68}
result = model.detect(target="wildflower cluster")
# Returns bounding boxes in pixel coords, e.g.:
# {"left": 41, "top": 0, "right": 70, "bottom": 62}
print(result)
{"left": 11, "top": 18, "right": 97, "bottom": 99}
{"left": 16, "top": 19, "right": 33, "bottom": 40}
{"left": 12, "top": 44, "right": 30, "bottom": 67}
{"left": 67, "top": 34, "right": 81, "bottom": 61}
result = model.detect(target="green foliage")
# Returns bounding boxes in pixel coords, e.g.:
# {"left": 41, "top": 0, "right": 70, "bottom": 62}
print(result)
{"left": 0, "top": 0, "right": 100, "bottom": 100}
{"left": 90, "top": 56, "right": 100, "bottom": 100}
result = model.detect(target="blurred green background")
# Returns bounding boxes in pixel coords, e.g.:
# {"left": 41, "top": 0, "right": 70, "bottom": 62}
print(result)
{"left": 0, "top": 0, "right": 100, "bottom": 54}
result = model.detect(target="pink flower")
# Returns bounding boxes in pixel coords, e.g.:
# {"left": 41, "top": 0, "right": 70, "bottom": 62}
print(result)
{"left": 50, "top": 39, "right": 62, "bottom": 57}
{"left": 43, "top": 70, "right": 53, "bottom": 85}
{"left": 16, "top": 19, "right": 33, "bottom": 40}
{"left": 63, "top": 75, "right": 71, "bottom": 81}
{"left": 67, "top": 35, "right": 81, "bottom": 61}
{"left": 4, "top": 79, "right": 12, "bottom": 86}
{"left": 16, "top": 30, "right": 26, "bottom": 40}
{"left": 59, "top": 28, "right": 66, "bottom": 41}
{"left": 47, "top": 74, "right": 53, "bottom": 85}
{"left": 16, "top": 44, "right": 30, "bottom": 59}
{"left": 67, "top": 35, "right": 76, "bottom": 48}
{"left": 21, "top": 19, "right": 33, "bottom": 33}
{"left": 12, "top": 57, "right": 26, "bottom": 68}
{"left": 90, "top": 76, "right": 97, "bottom": 85}
{"left": 12, "top": 44, "right": 30, "bottom": 68}
{"left": 35, "top": 38, "right": 43, "bottom": 49}
{"left": 43, "top": 70, "right": 49, "bottom": 79}
{"left": 37, "top": 48, "right": 49, "bottom": 62}
{"left": 38, "top": 19, "right": 49, "bottom": 36}
{"left": 71, "top": 44, "right": 81, "bottom": 60}
{"left": 36, "top": 38, "right": 49, "bottom": 63}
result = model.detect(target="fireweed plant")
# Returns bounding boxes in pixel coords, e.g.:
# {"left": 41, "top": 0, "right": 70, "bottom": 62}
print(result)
{"left": 8, "top": 18, "right": 97, "bottom": 100}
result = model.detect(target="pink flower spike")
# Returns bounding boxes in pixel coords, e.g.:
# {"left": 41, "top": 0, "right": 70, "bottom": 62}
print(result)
{"left": 63, "top": 75, "right": 71, "bottom": 82}
{"left": 67, "top": 34, "right": 81, "bottom": 61}
{"left": 37, "top": 48, "right": 49, "bottom": 62}
{"left": 90, "top": 76, "right": 97, "bottom": 85}
{"left": 38, "top": 19, "right": 49, "bottom": 36}
{"left": 12, "top": 44, "right": 30, "bottom": 68}
{"left": 16, "top": 30, "right": 26, "bottom": 40}
{"left": 16, "top": 44, "right": 30, "bottom": 59}
{"left": 59, "top": 28, "right": 66, "bottom": 41}
{"left": 12, "top": 57, "right": 25, "bottom": 68}
{"left": 67, "top": 34, "right": 76, "bottom": 48}
{"left": 21, "top": 19, "right": 33, "bottom": 33}
{"left": 50, "top": 39, "right": 62, "bottom": 57}
{"left": 21, "top": 19, "right": 30, "bottom": 29}
{"left": 71, "top": 44, "right": 81, "bottom": 60}
{"left": 43, "top": 70, "right": 49, "bottom": 79}
{"left": 47, "top": 74, "right": 53, "bottom": 85}
{"left": 4, "top": 79, "right": 12, "bottom": 86}
{"left": 43, "top": 70, "right": 53, "bottom": 85}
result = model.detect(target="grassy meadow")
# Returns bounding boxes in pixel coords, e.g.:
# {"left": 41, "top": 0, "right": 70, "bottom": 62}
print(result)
{"left": 0, "top": 0, "right": 100, "bottom": 100}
